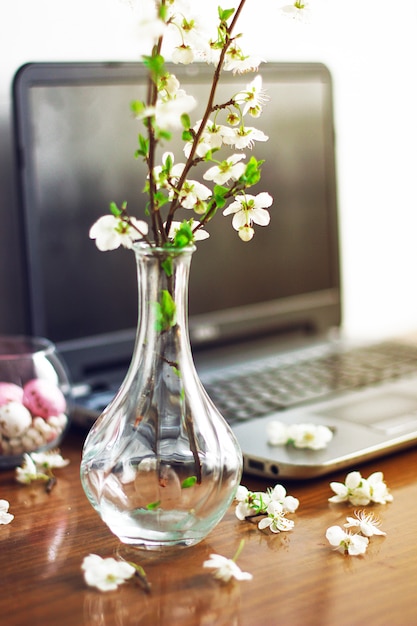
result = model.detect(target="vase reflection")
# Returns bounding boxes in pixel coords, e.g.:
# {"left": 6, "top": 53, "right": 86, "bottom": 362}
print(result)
{"left": 83, "top": 567, "right": 242, "bottom": 626}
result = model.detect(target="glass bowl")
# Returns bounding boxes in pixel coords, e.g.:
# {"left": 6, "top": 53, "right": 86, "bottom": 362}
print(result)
{"left": 0, "top": 335, "right": 71, "bottom": 468}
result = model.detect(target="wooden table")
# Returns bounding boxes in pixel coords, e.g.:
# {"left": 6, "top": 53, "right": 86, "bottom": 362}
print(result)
{"left": 1, "top": 427, "right": 416, "bottom": 626}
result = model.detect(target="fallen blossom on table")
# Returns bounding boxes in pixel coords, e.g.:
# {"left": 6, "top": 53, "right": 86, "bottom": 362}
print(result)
{"left": 257, "top": 501, "right": 295, "bottom": 533}
{"left": 203, "top": 541, "right": 252, "bottom": 583}
{"left": 344, "top": 510, "right": 386, "bottom": 537}
{"left": 30, "top": 449, "right": 70, "bottom": 470}
{"left": 15, "top": 453, "right": 48, "bottom": 485}
{"left": 203, "top": 553, "right": 253, "bottom": 583}
{"left": 234, "top": 483, "right": 299, "bottom": 533}
{"left": 15, "top": 449, "right": 69, "bottom": 492}
{"left": 0, "top": 499, "right": 14, "bottom": 525}
{"left": 328, "top": 470, "right": 393, "bottom": 506}
{"left": 82, "top": 554, "right": 136, "bottom": 592}
{"left": 325, "top": 525, "right": 369, "bottom": 556}
{"left": 366, "top": 471, "right": 394, "bottom": 504}
{"left": 235, "top": 485, "right": 270, "bottom": 520}
{"left": 269, "top": 483, "right": 300, "bottom": 513}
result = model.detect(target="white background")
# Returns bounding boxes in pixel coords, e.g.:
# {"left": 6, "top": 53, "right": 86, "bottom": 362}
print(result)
{"left": 1, "top": 0, "right": 417, "bottom": 339}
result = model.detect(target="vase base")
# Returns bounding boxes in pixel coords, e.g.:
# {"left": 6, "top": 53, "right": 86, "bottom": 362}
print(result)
{"left": 115, "top": 536, "right": 201, "bottom": 552}
{"left": 100, "top": 504, "right": 216, "bottom": 551}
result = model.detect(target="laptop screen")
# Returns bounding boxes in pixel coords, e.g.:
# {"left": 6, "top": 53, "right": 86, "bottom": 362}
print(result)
{"left": 13, "top": 61, "right": 340, "bottom": 384}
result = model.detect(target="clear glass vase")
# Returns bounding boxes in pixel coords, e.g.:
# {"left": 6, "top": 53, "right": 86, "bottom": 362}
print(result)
{"left": 80, "top": 243, "right": 243, "bottom": 550}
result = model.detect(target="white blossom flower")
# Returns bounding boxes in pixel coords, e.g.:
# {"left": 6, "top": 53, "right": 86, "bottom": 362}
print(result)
{"left": 203, "top": 154, "right": 246, "bottom": 185}
{"left": 234, "top": 485, "right": 270, "bottom": 520}
{"left": 159, "top": 73, "right": 181, "bottom": 97}
{"left": 166, "top": 220, "right": 210, "bottom": 241}
{"left": 268, "top": 484, "right": 299, "bottom": 513}
{"left": 222, "top": 126, "right": 269, "bottom": 150}
{"left": 328, "top": 471, "right": 393, "bottom": 506}
{"left": 177, "top": 180, "right": 211, "bottom": 212}
{"left": 234, "top": 485, "right": 252, "bottom": 520}
{"left": 236, "top": 226, "right": 253, "bottom": 242}
{"left": 30, "top": 449, "right": 70, "bottom": 470}
{"left": 166, "top": 4, "right": 212, "bottom": 55}
{"left": 328, "top": 471, "right": 371, "bottom": 506}
{"left": 89, "top": 215, "right": 148, "bottom": 251}
{"left": 344, "top": 510, "right": 386, "bottom": 537}
{"left": 326, "top": 525, "right": 369, "bottom": 556}
{"left": 267, "top": 420, "right": 333, "bottom": 450}
{"left": 172, "top": 45, "right": 194, "bottom": 65}
{"left": 153, "top": 151, "right": 186, "bottom": 190}
{"left": 131, "top": 1, "right": 167, "bottom": 47}
{"left": 235, "top": 75, "right": 270, "bottom": 118}
{"left": 183, "top": 121, "right": 234, "bottom": 158}
{"left": 223, "top": 191, "right": 272, "bottom": 241}
{"left": 203, "top": 553, "right": 252, "bottom": 583}
{"left": 137, "top": 92, "right": 197, "bottom": 130}
{"left": 82, "top": 554, "right": 135, "bottom": 592}
{"left": 15, "top": 453, "right": 48, "bottom": 484}
{"left": 0, "top": 499, "right": 14, "bottom": 525}
{"left": 223, "top": 46, "right": 264, "bottom": 74}
{"left": 287, "top": 423, "right": 333, "bottom": 450}
{"left": 266, "top": 420, "right": 289, "bottom": 445}
{"left": 258, "top": 501, "right": 295, "bottom": 533}
{"left": 280, "top": 2, "right": 311, "bottom": 23}
{"left": 367, "top": 471, "right": 394, "bottom": 504}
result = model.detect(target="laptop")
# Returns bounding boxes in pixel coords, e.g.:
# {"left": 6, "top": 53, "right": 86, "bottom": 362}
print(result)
{"left": 12, "top": 61, "right": 417, "bottom": 479}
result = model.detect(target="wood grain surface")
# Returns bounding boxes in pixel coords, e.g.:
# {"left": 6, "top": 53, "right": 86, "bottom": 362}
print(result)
{"left": 1, "top": 427, "right": 416, "bottom": 626}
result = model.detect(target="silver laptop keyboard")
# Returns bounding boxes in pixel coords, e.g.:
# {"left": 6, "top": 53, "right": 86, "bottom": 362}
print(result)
{"left": 202, "top": 341, "right": 417, "bottom": 424}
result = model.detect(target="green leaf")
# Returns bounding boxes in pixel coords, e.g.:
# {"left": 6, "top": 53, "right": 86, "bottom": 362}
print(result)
{"left": 240, "top": 156, "right": 264, "bottom": 187}
{"left": 172, "top": 220, "right": 194, "bottom": 248}
{"left": 109, "top": 201, "right": 122, "bottom": 217}
{"left": 218, "top": 7, "right": 235, "bottom": 22}
{"left": 153, "top": 190, "right": 170, "bottom": 209}
{"left": 146, "top": 500, "right": 161, "bottom": 510}
{"left": 181, "top": 476, "right": 197, "bottom": 489}
{"left": 156, "top": 128, "right": 172, "bottom": 142}
{"left": 142, "top": 54, "right": 166, "bottom": 81}
{"left": 181, "top": 113, "right": 191, "bottom": 130}
{"left": 163, "top": 152, "right": 173, "bottom": 172}
{"left": 182, "top": 129, "right": 194, "bottom": 142}
{"left": 131, "top": 100, "right": 145, "bottom": 116}
{"left": 138, "top": 134, "right": 149, "bottom": 156}
{"left": 161, "top": 257, "right": 173, "bottom": 277}
{"left": 155, "top": 289, "right": 176, "bottom": 331}
{"left": 213, "top": 184, "right": 229, "bottom": 209}
{"left": 158, "top": 3, "right": 168, "bottom": 20}
{"left": 203, "top": 150, "right": 214, "bottom": 162}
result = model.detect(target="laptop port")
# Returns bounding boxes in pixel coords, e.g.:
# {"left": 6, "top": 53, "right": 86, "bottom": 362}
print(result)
{"left": 247, "top": 458, "right": 265, "bottom": 472}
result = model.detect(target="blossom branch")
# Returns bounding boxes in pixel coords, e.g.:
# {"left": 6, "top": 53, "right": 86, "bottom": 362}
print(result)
{"left": 165, "top": 0, "right": 248, "bottom": 233}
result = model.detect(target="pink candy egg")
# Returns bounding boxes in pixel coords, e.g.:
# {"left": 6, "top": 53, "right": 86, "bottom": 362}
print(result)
{"left": 23, "top": 379, "right": 66, "bottom": 419}
{"left": 0, "top": 382, "right": 24, "bottom": 406}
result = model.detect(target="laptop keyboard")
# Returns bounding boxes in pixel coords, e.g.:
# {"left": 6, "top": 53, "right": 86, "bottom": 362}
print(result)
{"left": 201, "top": 341, "right": 417, "bottom": 424}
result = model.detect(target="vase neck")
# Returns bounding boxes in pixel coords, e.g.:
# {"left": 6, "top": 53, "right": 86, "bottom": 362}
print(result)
{"left": 134, "top": 245, "right": 194, "bottom": 350}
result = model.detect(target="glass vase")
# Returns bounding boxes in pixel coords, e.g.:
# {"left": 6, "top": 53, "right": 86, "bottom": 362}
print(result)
{"left": 80, "top": 243, "right": 243, "bottom": 550}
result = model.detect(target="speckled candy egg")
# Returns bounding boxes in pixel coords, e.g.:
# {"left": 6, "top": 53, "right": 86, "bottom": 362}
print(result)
{"left": 0, "top": 382, "right": 24, "bottom": 406}
{"left": 23, "top": 379, "right": 66, "bottom": 419}
{"left": 0, "top": 401, "right": 32, "bottom": 438}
